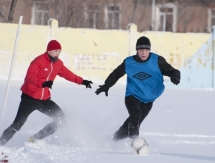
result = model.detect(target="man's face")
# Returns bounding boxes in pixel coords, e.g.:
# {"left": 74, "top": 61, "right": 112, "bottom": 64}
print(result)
{"left": 48, "top": 50, "right": 61, "bottom": 58}
{"left": 137, "top": 49, "right": 150, "bottom": 61}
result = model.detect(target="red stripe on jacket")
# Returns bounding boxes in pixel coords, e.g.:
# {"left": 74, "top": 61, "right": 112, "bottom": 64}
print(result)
{"left": 20, "top": 52, "right": 83, "bottom": 100}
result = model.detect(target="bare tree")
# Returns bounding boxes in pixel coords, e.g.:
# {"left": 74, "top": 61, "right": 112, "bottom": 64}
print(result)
{"left": 8, "top": 0, "right": 17, "bottom": 23}
{"left": 131, "top": 0, "right": 141, "bottom": 23}
{"left": 0, "top": 12, "right": 7, "bottom": 22}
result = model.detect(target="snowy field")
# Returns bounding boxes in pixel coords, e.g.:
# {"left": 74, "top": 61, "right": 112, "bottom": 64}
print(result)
{"left": 0, "top": 80, "right": 215, "bottom": 163}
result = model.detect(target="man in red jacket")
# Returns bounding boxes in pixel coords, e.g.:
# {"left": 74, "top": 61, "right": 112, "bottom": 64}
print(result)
{"left": 0, "top": 40, "right": 93, "bottom": 146}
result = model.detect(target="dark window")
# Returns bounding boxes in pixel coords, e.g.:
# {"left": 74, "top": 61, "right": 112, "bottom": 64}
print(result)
{"left": 88, "top": 4, "right": 100, "bottom": 29}
{"left": 107, "top": 5, "right": 120, "bottom": 29}
{"left": 33, "top": 2, "right": 49, "bottom": 25}
{"left": 211, "top": 9, "right": 215, "bottom": 26}
{"left": 159, "top": 7, "right": 173, "bottom": 31}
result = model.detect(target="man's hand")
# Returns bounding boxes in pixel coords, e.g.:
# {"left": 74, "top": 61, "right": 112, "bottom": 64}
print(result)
{"left": 42, "top": 80, "right": 53, "bottom": 89}
{"left": 171, "top": 77, "right": 180, "bottom": 85}
{"left": 82, "top": 80, "right": 93, "bottom": 88}
{"left": 95, "top": 85, "right": 109, "bottom": 96}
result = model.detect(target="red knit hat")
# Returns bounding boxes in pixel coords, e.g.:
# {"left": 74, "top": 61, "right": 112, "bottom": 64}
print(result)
{"left": 47, "top": 40, "right": 61, "bottom": 51}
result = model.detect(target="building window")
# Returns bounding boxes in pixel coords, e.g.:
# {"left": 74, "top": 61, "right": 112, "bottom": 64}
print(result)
{"left": 211, "top": 10, "right": 215, "bottom": 25}
{"left": 159, "top": 8, "right": 173, "bottom": 31}
{"left": 209, "top": 9, "right": 215, "bottom": 32}
{"left": 106, "top": 5, "right": 120, "bottom": 29}
{"left": 88, "top": 4, "right": 100, "bottom": 29}
{"left": 155, "top": 3, "right": 177, "bottom": 32}
{"left": 32, "top": 1, "right": 49, "bottom": 25}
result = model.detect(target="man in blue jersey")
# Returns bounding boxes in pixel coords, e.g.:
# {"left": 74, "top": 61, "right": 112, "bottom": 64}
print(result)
{"left": 95, "top": 36, "right": 180, "bottom": 141}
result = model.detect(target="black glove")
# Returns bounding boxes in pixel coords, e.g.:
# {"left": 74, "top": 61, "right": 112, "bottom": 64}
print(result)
{"left": 42, "top": 80, "right": 53, "bottom": 89}
{"left": 82, "top": 80, "right": 93, "bottom": 88}
{"left": 95, "top": 85, "right": 109, "bottom": 96}
{"left": 171, "top": 77, "right": 180, "bottom": 85}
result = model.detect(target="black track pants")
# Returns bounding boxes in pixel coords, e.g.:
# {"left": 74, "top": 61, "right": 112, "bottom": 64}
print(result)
{"left": 0, "top": 93, "right": 65, "bottom": 146}
{"left": 115, "top": 96, "right": 153, "bottom": 138}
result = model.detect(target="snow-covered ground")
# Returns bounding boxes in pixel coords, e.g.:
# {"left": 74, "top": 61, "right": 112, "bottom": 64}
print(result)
{"left": 0, "top": 80, "right": 214, "bottom": 163}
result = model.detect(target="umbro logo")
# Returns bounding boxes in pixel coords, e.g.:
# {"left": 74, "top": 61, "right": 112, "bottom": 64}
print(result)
{"left": 133, "top": 72, "right": 151, "bottom": 81}
{"left": 44, "top": 68, "right": 48, "bottom": 71}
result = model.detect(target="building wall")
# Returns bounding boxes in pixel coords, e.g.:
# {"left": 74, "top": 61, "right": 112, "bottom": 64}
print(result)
{"left": 0, "top": 20, "right": 211, "bottom": 89}
{"left": 0, "top": 0, "right": 214, "bottom": 33}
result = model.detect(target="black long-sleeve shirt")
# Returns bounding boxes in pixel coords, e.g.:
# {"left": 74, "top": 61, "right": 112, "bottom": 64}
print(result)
{"left": 104, "top": 53, "right": 180, "bottom": 88}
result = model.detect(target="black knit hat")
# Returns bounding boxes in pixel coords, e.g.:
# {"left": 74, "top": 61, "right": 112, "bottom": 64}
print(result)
{"left": 136, "top": 36, "right": 151, "bottom": 50}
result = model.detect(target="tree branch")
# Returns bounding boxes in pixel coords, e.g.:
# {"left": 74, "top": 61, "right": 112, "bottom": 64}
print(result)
{"left": 0, "top": 12, "right": 7, "bottom": 22}
{"left": 8, "top": 0, "right": 17, "bottom": 23}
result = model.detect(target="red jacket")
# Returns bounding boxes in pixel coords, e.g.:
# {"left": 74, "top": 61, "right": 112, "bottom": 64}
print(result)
{"left": 20, "top": 52, "right": 83, "bottom": 100}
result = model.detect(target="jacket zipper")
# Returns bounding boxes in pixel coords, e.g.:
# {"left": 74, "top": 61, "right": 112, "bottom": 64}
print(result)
{"left": 40, "top": 62, "right": 53, "bottom": 100}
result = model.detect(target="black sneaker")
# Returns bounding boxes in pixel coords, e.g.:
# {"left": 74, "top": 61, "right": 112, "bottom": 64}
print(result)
{"left": 0, "top": 140, "right": 6, "bottom": 146}
{"left": 128, "top": 124, "right": 139, "bottom": 138}
{"left": 112, "top": 126, "right": 128, "bottom": 141}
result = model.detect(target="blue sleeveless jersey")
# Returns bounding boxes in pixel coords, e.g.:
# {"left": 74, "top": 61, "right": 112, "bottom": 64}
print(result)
{"left": 125, "top": 53, "right": 165, "bottom": 103}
